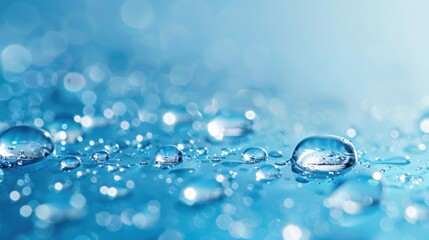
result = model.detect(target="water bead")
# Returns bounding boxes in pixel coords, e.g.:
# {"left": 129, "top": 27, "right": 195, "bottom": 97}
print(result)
{"left": 154, "top": 145, "right": 183, "bottom": 168}
{"left": 0, "top": 126, "right": 54, "bottom": 168}
{"left": 255, "top": 164, "right": 281, "bottom": 181}
{"left": 291, "top": 135, "right": 357, "bottom": 178}
{"left": 207, "top": 112, "right": 253, "bottom": 141}
{"left": 60, "top": 156, "right": 81, "bottom": 170}
{"left": 242, "top": 147, "right": 268, "bottom": 164}
{"left": 92, "top": 150, "right": 110, "bottom": 163}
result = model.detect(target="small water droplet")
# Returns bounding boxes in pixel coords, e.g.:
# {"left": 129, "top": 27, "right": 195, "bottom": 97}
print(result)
{"left": 179, "top": 178, "right": 224, "bottom": 206}
{"left": 256, "top": 164, "right": 281, "bottom": 181}
{"left": 207, "top": 112, "right": 253, "bottom": 141}
{"left": 92, "top": 150, "right": 110, "bottom": 163}
{"left": 291, "top": 135, "right": 357, "bottom": 178}
{"left": 60, "top": 156, "right": 81, "bottom": 170}
{"left": 196, "top": 147, "right": 208, "bottom": 156}
{"left": 0, "top": 126, "right": 54, "bottom": 168}
{"left": 154, "top": 145, "right": 183, "bottom": 168}
{"left": 242, "top": 147, "right": 268, "bottom": 164}
{"left": 268, "top": 150, "right": 283, "bottom": 158}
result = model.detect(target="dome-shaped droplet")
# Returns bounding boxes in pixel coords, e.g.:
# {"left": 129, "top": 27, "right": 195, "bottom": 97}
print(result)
{"left": 256, "top": 164, "right": 281, "bottom": 181}
{"left": 325, "top": 175, "right": 382, "bottom": 215}
{"left": 0, "top": 126, "right": 54, "bottom": 168}
{"left": 291, "top": 135, "right": 357, "bottom": 178}
{"left": 92, "top": 150, "right": 110, "bottom": 163}
{"left": 154, "top": 145, "right": 183, "bottom": 168}
{"left": 242, "top": 147, "right": 267, "bottom": 164}
{"left": 60, "top": 156, "right": 81, "bottom": 170}
{"left": 207, "top": 112, "right": 253, "bottom": 141}
{"left": 180, "top": 178, "right": 224, "bottom": 206}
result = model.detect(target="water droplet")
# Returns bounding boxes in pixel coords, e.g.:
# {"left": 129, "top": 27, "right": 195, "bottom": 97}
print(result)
{"left": 256, "top": 164, "right": 281, "bottom": 181}
{"left": 179, "top": 178, "right": 224, "bottom": 206}
{"left": 207, "top": 112, "right": 253, "bottom": 141}
{"left": 92, "top": 150, "right": 110, "bottom": 163}
{"left": 154, "top": 145, "right": 183, "bottom": 168}
{"left": 325, "top": 175, "right": 382, "bottom": 215}
{"left": 268, "top": 150, "right": 283, "bottom": 158}
{"left": 371, "top": 156, "right": 410, "bottom": 166}
{"left": 0, "top": 169, "right": 4, "bottom": 183}
{"left": 0, "top": 126, "right": 54, "bottom": 168}
{"left": 291, "top": 135, "right": 357, "bottom": 178}
{"left": 242, "top": 147, "right": 268, "bottom": 164}
{"left": 60, "top": 156, "right": 81, "bottom": 170}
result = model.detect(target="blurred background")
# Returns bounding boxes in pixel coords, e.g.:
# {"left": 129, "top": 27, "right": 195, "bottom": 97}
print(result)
{"left": 1, "top": 0, "right": 429, "bottom": 131}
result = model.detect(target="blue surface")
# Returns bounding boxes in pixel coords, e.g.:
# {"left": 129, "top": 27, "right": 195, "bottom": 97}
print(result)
{"left": 1, "top": 1, "right": 429, "bottom": 239}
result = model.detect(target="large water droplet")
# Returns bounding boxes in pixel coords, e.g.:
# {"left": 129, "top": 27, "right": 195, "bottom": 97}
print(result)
{"left": 242, "top": 147, "right": 268, "bottom": 164}
{"left": 0, "top": 126, "right": 54, "bottom": 168}
{"left": 256, "top": 164, "right": 281, "bottom": 181}
{"left": 207, "top": 112, "right": 253, "bottom": 141}
{"left": 154, "top": 145, "right": 183, "bottom": 168}
{"left": 60, "top": 156, "right": 81, "bottom": 170}
{"left": 179, "top": 178, "right": 224, "bottom": 206}
{"left": 291, "top": 135, "right": 357, "bottom": 178}
{"left": 92, "top": 150, "right": 110, "bottom": 163}
{"left": 325, "top": 175, "right": 382, "bottom": 216}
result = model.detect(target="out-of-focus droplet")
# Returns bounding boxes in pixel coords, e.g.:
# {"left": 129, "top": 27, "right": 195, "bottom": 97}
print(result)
{"left": 207, "top": 112, "right": 253, "bottom": 141}
{"left": 179, "top": 178, "right": 224, "bottom": 206}
{"left": 256, "top": 164, "right": 280, "bottom": 181}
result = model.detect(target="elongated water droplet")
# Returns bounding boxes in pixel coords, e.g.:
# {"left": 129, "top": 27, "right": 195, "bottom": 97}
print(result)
{"left": 92, "top": 150, "right": 110, "bottom": 163}
{"left": 256, "top": 164, "right": 281, "bottom": 181}
{"left": 371, "top": 156, "right": 410, "bottom": 166}
{"left": 154, "top": 145, "right": 183, "bottom": 168}
{"left": 207, "top": 112, "right": 253, "bottom": 141}
{"left": 242, "top": 147, "right": 267, "bottom": 164}
{"left": 268, "top": 150, "right": 283, "bottom": 158}
{"left": 0, "top": 126, "right": 54, "bottom": 168}
{"left": 180, "top": 178, "right": 224, "bottom": 206}
{"left": 60, "top": 156, "right": 81, "bottom": 170}
{"left": 291, "top": 135, "right": 357, "bottom": 178}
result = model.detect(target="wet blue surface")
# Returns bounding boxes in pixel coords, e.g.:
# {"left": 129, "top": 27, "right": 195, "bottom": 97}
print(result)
{"left": 2, "top": 1, "right": 429, "bottom": 240}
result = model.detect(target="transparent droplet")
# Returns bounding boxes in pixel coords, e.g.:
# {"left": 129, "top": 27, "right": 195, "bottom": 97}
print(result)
{"left": 195, "top": 147, "right": 208, "bottom": 156}
{"left": 0, "top": 126, "right": 54, "bottom": 168}
{"left": 371, "top": 156, "right": 410, "bottom": 166}
{"left": 243, "top": 147, "right": 268, "bottom": 164}
{"left": 179, "top": 178, "right": 224, "bottom": 206}
{"left": 92, "top": 150, "right": 110, "bottom": 163}
{"left": 268, "top": 150, "right": 283, "bottom": 158}
{"left": 291, "top": 135, "right": 357, "bottom": 178}
{"left": 256, "top": 164, "right": 281, "bottom": 181}
{"left": 0, "top": 169, "right": 4, "bottom": 183}
{"left": 207, "top": 112, "right": 253, "bottom": 141}
{"left": 325, "top": 175, "right": 382, "bottom": 216}
{"left": 60, "top": 156, "right": 81, "bottom": 170}
{"left": 154, "top": 145, "right": 183, "bottom": 168}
